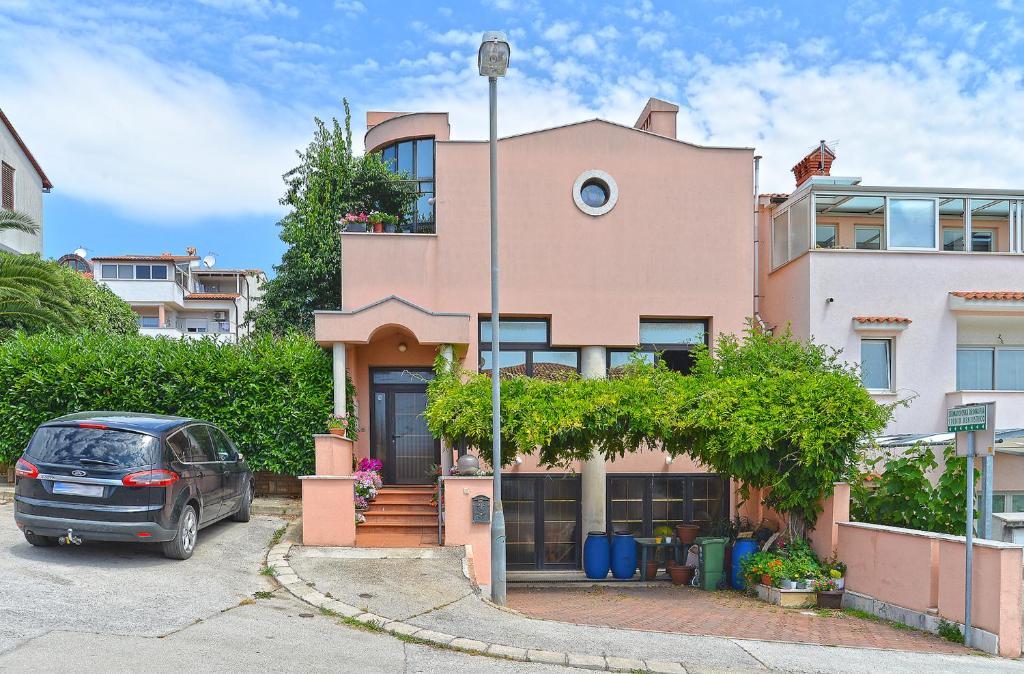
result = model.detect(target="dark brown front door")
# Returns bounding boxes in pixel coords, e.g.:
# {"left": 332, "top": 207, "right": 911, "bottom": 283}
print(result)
{"left": 370, "top": 368, "right": 439, "bottom": 485}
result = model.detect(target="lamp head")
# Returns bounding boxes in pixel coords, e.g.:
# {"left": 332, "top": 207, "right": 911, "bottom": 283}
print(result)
{"left": 478, "top": 31, "right": 510, "bottom": 78}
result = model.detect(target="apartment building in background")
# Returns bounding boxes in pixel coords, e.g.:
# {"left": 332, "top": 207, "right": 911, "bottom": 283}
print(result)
{"left": 759, "top": 143, "right": 1024, "bottom": 510}
{"left": 80, "top": 248, "right": 265, "bottom": 342}
{"left": 314, "top": 97, "right": 755, "bottom": 559}
{"left": 0, "top": 109, "right": 52, "bottom": 254}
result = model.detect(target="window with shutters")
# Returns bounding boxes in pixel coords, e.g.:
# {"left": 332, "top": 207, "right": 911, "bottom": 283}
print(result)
{"left": 1, "top": 162, "right": 13, "bottom": 210}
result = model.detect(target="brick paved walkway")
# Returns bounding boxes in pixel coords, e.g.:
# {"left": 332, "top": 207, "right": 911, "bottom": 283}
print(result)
{"left": 507, "top": 585, "right": 973, "bottom": 655}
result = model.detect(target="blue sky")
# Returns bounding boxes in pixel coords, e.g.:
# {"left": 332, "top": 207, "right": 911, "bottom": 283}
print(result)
{"left": 2, "top": 0, "right": 1023, "bottom": 274}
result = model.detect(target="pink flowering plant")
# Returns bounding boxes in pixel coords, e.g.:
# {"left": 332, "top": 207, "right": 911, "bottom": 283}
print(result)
{"left": 327, "top": 413, "right": 355, "bottom": 437}
{"left": 358, "top": 458, "right": 383, "bottom": 474}
{"left": 353, "top": 469, "right": 382, "bottom": 505}
{"left": 342, "top": 212, "right": 369, "bottom": 226}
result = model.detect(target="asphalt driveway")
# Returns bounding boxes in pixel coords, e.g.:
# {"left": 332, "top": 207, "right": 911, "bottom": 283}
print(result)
{"left": 0, "top": 501, "right": 283, "bottom": 656}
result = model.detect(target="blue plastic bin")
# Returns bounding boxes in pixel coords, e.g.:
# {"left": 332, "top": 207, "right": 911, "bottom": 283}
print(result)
{"left": 731, "top": 538, "right": 759, "bottom": 590}
{"left": 583, "top": 531, "right": 610, "bottom": 579}
{"left": 610, "top": 531, "right": 638, "bottom": 580}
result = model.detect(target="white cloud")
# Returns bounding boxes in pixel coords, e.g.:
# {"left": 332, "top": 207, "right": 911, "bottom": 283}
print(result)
{"left": 0, "top": 32, "right": 309, "bottom": 220}
{"left": 716, "top": 6, "right": 783, "bottom": 28}
{"left": 572, "top": 34, "right": 598, "bottom": 55}
{"left": 919, "top": 8, "right": 987, "bottom": 48}
{"left": 430, "top": 28, "right": 479, "bottom": 47}
{"left": 196, "top": 0, "right": 297, "bottom": 19}
{"left": 334, "top": 0, "right": 365, "bottom": 13}
{"left": 542, "top": 21, "right": 576, "bottom": 42}
{"left": 636, "top": 31, "right": 666, "bottom": 50}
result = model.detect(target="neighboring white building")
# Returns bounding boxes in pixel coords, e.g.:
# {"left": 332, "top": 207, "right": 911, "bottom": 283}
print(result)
{"left": 88, "top": 249, "right": 266, "bottom": 343}
{"left": 0, "top": 109, "right": 52, "bottom": 254}
{"left": 759, "top": 143, "right": 1024, "bottom": 505}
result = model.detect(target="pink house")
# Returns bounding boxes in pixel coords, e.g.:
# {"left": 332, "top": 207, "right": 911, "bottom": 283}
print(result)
{"left": 312, "top": 98, "right": 755, "bottom": 566}
{"left": 759, "top": 144, "right": 1024, "bottom": 510}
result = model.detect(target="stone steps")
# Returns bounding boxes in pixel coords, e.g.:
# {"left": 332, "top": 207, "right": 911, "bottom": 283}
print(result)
{"left": 356, "top": 486, "right": 438, "bottom": 548}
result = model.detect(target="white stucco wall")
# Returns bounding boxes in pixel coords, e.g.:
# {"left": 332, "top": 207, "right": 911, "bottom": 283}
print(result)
{"left": 763, "top": 249, "right": 1024, "bottom": 435}
{"left": 0, "top": 120, "right": 45, "bottom": 255}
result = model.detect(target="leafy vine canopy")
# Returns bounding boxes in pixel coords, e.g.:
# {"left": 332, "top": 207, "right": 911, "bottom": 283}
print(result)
{"left": 425, "top": 324, "right": 893, "bottom": 524}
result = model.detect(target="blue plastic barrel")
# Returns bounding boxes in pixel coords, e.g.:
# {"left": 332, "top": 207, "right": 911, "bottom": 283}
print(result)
{"left": 583, "top": 531, "right": 610, "bottom": 579}
{"left": 731, "top": 538, "right": 759, "bottom": 589}
{"left": 610, "top": 531, "right": 638, "bottom": 580}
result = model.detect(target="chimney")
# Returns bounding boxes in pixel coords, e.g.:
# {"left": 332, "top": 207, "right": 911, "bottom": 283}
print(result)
{"left": 634, "top": 97, "right": 679, "bottom": 139}
{"left": 791, "top": 140, "right": 836, "bottom": 187}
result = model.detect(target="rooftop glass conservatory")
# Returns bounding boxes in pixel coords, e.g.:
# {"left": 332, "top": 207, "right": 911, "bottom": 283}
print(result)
{"left": 771, "top": 180, "right": 1024, "bottom": 269}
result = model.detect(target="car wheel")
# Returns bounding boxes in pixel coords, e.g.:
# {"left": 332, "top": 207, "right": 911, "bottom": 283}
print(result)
{"left": 23, "top": 531, "right": 56, "bottom": 547}
{"left": 231, "top": 482, "right": 253, "bottom": 523}
{"left": 162, "top": 505, "right": 198, "bottom": 560}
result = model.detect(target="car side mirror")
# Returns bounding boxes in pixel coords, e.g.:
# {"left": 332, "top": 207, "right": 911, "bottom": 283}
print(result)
{"left": 236, "top": 453, "right": 244, "bottom": 461}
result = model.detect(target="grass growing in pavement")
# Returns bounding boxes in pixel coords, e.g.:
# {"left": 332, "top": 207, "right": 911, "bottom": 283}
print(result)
{"left": 259, "top": 565, "right": 276, "bottom": 577}
{"left": 814, "top": 607, "right": 917, "bottom": 633}
{"left": 269, "top": 525, "right": 287, "bottom": 547}
{"left": 253, "top": 591, "right": 275, "bottom": 600}
{"left": 938, "top": 619, "right": 966, "bottom": 644}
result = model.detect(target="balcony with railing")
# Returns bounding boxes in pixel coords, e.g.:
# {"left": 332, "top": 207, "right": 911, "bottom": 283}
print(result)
{"left": 341, "top": 136, "right": 436, "bottom": 236}
{"left": 770, "top": 181, "right": 1024, "bottom": 270}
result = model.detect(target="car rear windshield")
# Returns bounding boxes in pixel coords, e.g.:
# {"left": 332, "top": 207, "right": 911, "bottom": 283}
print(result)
{"left": 26, "top": 426, "right": 159, "bottom": 468}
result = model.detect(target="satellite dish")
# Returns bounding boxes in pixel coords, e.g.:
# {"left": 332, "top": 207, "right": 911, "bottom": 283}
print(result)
{"left": 203, "top": 253, "right": 216, "bottom": 268}
{"left": 73, "top": 247, "right": 88, "bottom": 259}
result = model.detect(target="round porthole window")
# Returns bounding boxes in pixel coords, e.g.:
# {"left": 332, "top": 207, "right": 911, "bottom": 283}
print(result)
{"left": 572, "top": 170, "right": 618, "bottom": 216}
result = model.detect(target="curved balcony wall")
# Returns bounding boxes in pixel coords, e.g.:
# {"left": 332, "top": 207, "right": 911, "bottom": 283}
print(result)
{"left": 364, "top": 112, "right": 450, "bottom": 154}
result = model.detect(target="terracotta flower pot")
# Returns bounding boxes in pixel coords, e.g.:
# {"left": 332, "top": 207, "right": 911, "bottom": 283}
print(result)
{"left": 372, "top": 222, "right": 384, "bottom": 233}
{"left": 761, "top": 574, "right": 773, "bottom": 587}
{"left": 668, "top": 564, "right": 695, "bottom": 586}
{"left": 643, "top": 560, "right": 660, "bottom": 580}
{"left": 816, "top": 590, "right": 844, "bottom": 609}
{"left": 676, "top": 523, "right": 699, "bottom": 545}
{"left": 328, "top": 428, "right": 346, "bottom": 437}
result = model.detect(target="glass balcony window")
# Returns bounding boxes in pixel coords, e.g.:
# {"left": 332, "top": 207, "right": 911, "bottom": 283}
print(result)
{"left": 380, "top": 137, "right": 435, "bottom": 232}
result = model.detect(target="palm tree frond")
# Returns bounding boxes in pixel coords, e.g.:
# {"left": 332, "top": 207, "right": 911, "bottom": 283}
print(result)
{"left": 0, "top": 210, "right": 39, "bottom": 236}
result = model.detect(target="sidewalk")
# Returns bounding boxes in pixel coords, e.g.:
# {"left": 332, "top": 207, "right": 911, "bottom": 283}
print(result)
{"left": 269, "top": 530, "right": 1024, "bottom": 673}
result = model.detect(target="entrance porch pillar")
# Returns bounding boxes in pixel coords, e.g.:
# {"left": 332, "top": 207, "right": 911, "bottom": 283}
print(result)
{"left": 439, "top": 344, "right": 455, "bottom": 477}
{"left": 332, "top": 343, "right": 347, "bottom": 417}
{"left": 580, "top": 346, "right": 607, "bottom": 537}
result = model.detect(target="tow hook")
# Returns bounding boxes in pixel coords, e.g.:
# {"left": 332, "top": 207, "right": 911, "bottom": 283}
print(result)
{"left": 58, "top": 528, "right": 82, "bottom": 546}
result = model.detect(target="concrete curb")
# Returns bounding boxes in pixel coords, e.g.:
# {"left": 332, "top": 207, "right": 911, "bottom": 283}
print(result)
{"left": 266, "top": 535, "right": 689, "bottom": 674}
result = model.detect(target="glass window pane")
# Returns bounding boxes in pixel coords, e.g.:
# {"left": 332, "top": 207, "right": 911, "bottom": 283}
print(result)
{"left": 772, "top": 211, "right": 789, "bottom": 267}
{"left": 971, "top": 200, "right": 1009, "bottom": 252}
{"left": 815, "top": 224, "right": 836, "bottom": 249}
{"left": 371, "top": 369, "right": 434, "bottom": 385}
{"left": 135, "top": 265, "right": 151, "bottom": 280}
{"left": 101, "top": 264, "right": 117, "bottom": 279}
{"left": 889, "top": 198, "right": 936, "bottom": 249}
{"left": 992, "top": 494, "right": 1007, "bottom": 513}
{"left": 480, "top": 350, "right": 527, "bottom": 377}
{"left": 382, "top": 144, "right": 397, "bottom": 171}
{"left": 416, "top": 182, "right": 434, "bottom": 223}
{"left": 788, "top": 196, "right": 810, "bottom": 259}
{"left": 943, "top": 228, "right": 965, "bottom": 251}
{"left": 640, "top": 321, "right": 705, "bottom": 345}
{"left": 1012, "top": 494, "right": 1024, "bottom": 512}
{"left": 957, "top": 348, "right": 994, "bottom": 390}
{"left": 861, "top": 339, "right": 891, "bottom": 390}
{"left": 397, "top": 141, "right": 413, "bottom": 176}
{"left": 532, "top": 351, "right": 579, "bottom": 379}
{"left": 997, "top": 349, "right": 1024, "bottom": 391}
{"left": 140, "top": 316, "right": 159, "bottom": 328}
{"left": 855, "top": 226, "right": 883, "bottom": 250}
{"left": 480, "top": 320, "right": 547, "bottom": 344}
{"left": 117, "top": 264, "right": 133, "bottom": 279}
{"left": 609, "top": 351, "right": 656, "bottom": 370}
{"left": 972, "top": 230, "right": 995, "bottom": 252}
{"left": 151, "top": 265, "right": 168, "bottom": 280}
{"left": 415, "top": 138, "right": 433, "bottom": 179}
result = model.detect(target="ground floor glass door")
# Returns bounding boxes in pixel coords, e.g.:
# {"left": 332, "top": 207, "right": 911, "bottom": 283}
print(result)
{"left": 504, "top": 474, "right": 581, "bottom": 570}
{"left": 370, "top": 368, "right": 439, "bottom": 485}
{"left": 607, "top": 474, "right": 727, "bottom": 537}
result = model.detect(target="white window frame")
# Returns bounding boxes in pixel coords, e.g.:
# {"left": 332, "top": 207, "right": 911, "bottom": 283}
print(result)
{"left": 815, "top": 223, "right": 837, "bottom": 249}
{"left": 184, "top": 319, "right": 209, "bottom": 334}
{"left": 860, "top": 338, "right": 893, "bottom": 392}
{"left": 854, "top": 225, "right": 884, "bottom": 250}
{"left": 886, "top": 196, "right": 939, "bottom": 251}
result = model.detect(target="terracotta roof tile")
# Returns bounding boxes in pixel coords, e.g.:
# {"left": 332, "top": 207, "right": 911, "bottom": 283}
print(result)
{"left": 951, "top": 291, "right": 1024, "bottom": 301}
{"left": 853, "top": 316, "right": 912, "bottom": 324}
{"left": 185, "top": 293, "right": 240, "bottom": 300}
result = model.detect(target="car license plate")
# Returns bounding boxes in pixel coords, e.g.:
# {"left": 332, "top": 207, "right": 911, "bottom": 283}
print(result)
{"left": 53, "top": 482, "right": 104, "bottom": 498}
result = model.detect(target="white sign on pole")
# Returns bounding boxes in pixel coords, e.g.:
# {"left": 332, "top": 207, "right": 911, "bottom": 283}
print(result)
{"left": 953, "top": 402, "right": 996, "bottom": 457}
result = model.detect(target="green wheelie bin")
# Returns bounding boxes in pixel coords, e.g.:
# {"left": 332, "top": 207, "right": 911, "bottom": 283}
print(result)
{"left": 695, "top": 536, "right": 728, "bottom": 590}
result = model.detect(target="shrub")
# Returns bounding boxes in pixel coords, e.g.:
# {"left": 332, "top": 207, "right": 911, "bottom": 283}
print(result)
{"left": 0, "top": 331, "right": 333, "bottom": 475}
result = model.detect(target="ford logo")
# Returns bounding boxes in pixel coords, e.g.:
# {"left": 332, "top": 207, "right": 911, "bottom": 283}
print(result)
{"left": 71, "top": 470, "right": 87, "bottom": 477}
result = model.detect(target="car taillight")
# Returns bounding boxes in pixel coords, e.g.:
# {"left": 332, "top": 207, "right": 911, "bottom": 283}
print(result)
{"left": 122, "top": 469, "right": 178, "bottom": 487}
{"left": 78, "top": 423, "right": 109, "bottom": 429}
{"left": 14, "top": 458, "right": 38, "bottom": 479}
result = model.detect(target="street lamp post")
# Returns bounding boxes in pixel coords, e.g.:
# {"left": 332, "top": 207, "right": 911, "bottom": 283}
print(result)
{"left": 478, "top": 31, "right": 510, "bottom": 606}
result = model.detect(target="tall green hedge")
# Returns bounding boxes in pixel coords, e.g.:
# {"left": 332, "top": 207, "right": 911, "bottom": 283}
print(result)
{"left": 0, "top": 331, "right": 333, "bottom": 475}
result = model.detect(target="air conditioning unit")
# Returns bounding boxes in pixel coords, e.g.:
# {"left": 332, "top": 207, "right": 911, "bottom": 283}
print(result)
{"left": 213, "top": 311, "right": 228, "bottom": 321}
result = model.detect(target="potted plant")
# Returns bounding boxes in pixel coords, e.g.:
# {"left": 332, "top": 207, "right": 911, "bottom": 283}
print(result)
{"left": 676, "top": 522, "right": 700, "bottom": 545}
{"left": 823, "top": 555, "right": 847, "bottom": 590}
{"left": 342, "top": 212, "right": 369, "bottom": 232}
{"left": 812, "top": 576, "right": 843, "bottom": 609}
{"left": 368, "top": 211, "right": 400, "bottom": 233}
{"left": 327, "top": 414, "right": 355, "bottom": 438}
{"left": 666, "top": 560, "right": 695, "bottom": 585}
{"left": 643, "top": 558, "right": 660, "bottom": 580}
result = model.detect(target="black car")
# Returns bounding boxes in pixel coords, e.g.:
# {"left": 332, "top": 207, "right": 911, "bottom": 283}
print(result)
{"left": 13, "top": 412, "right": 254, "bottom": 560}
